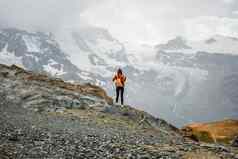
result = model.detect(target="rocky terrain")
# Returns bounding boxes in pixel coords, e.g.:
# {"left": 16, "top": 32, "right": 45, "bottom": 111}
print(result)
{"left": 0, "top": 64, "right": 238, "bottom": 159}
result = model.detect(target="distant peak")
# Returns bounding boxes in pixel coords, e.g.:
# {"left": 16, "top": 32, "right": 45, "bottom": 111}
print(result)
{"left": 205, "top": 38, "right": 217, "bottom": 44}
{"left": 155, "top": 36, "right": 192, "bottom": 50}
{"left": 173, "top": 36, "right": 186, "bottom": 41}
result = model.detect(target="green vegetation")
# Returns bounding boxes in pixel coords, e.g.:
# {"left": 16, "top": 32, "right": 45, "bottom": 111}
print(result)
{"left": 193, "top": 131, "right": 214, "bottom": 143}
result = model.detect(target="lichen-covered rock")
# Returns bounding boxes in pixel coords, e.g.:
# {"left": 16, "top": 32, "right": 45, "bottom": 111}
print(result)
{"left": 0, "top": 64, "right": 112, "bottom": 112}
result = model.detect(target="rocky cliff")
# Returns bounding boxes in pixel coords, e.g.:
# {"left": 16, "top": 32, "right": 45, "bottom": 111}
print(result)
{"left": 0, "top": 64, "right": 237, "bottom": 158}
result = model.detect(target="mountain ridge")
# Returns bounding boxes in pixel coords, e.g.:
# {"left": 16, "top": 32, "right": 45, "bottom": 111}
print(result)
{"left": 155, "top": 35, "right": 238, "bottom": 55}
{"left": 0, "top": 63, "right": 238, "bottom": 158}
{"left": 1, "top": 27, "right": 238, "bottom": 127}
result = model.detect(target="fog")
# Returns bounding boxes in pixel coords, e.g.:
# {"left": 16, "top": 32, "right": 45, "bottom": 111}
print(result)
{"left": 0, "top": 0, "right": 237, "bottom": 44}
{"left": 0, "top": 0, "right": 90, "bottom": 32}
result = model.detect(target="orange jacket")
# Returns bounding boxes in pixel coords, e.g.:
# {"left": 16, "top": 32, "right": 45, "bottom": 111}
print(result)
{"left": 112, "top": 74, "right": 126, "bottom": 87}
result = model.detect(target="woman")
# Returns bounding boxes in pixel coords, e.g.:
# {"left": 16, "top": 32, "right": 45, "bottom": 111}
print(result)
{"left": 112, "top": 68, "right": 127, "bottom": 105}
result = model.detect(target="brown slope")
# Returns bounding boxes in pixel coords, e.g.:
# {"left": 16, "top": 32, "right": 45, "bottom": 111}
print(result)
{"left": 182, "top": 119, "right": 238, "bottom": 144}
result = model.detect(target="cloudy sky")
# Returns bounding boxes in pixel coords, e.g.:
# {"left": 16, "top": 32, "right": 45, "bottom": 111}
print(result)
{"left": 0, "top": 0, "right": 238, "bottom": 44}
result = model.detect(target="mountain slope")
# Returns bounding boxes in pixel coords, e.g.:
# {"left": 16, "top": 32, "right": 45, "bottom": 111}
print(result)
{"left": 56, "top": 26, "right": 129, "bottom": 78}
{"left": 0, "top": 27, "right": 112, "bottom": 86}
{"left": 0, "top": 28, "right": 84, "bottom": 81}
{"left": 153, "top": 36, "right": 238, "bottom": 126}
{"left": 182, "top": 119, "right": 238, "bottom": 144}
{"left": 0, "top": 27, "right": 238, "bottom": 128}
{"left": 0, "top": 64, "right": 237, "bottom": 159}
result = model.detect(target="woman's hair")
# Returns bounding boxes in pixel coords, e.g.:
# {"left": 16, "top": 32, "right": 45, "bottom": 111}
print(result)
{"left": 117, "top": 68, "right": 123, "bottom": 75}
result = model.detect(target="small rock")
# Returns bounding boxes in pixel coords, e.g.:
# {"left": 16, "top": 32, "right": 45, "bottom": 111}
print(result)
{"left": 235, "top": 154, "right": 238, "bottom": 159}
{"left": 231, "top": 136, "right": 238, "bottom": 147}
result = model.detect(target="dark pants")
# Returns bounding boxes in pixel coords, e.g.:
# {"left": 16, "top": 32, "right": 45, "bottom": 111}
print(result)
{"left": 116, "top": 86, "right": 124, "bottom": 105}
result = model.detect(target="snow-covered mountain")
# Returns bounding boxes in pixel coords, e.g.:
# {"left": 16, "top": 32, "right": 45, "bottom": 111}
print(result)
{"left": 124, "top": 42, "right": 156, "bottom": 65}
{"left": 153, "top": 36, "right": 238, "bottom": 126}
{"left": 0, "top": 27, "right": 237, "bottom": 127}
{"left": 56, "top": 26, "right": 129, "bottom": 78}
{"left": 155, "top": 35, "right": 238, "bottom": 55}
{"left": 0, "top": 28, "right": 84, "bottom": 81}
{"left": 0, "top": 28, "right": 113, "bottom": 85}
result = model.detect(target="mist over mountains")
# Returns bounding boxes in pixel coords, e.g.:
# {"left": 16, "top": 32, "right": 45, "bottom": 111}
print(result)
{"left": 1, "top": 1, "right": 238, "bottom": 158}
{"left": 0, "top": 27, "right": 238, "bottom": 127}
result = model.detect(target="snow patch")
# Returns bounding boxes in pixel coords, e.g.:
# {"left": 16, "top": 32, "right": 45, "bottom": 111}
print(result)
{"left": 0, "top": 44, "right": 23, "bottom": 66}
{"left": 43, "top": 59, "right": 66, "bottom": 76}
{"left": 22, "top": 35, "right": 41, "bottom": 53}
{"left": 56, "top": 28, "right": 127, "bottom": 78}
{"left": 77, "top": 72, "right": 93, "bottom": 81}
{"left": 56, "top": 30, "right": 93, "bottom": 71}
{"left": 152, "top": 63, "right": 208, "bottom": 97}
{"left": 125, "top": 42, "right": 157, "bottom": 65}
{"left": 85, "top": 38, "right": 127, "bottom": 66}
{"left": 95, "top": 79, "right": 106, "bottom": 86}
{"left": 25, "top": 54, "right": 39, "bottom": 62}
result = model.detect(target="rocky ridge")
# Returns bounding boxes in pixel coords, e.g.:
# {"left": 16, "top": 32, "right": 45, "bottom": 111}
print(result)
{"left": 0, "top": 64, "right": 237, "bottom": 158}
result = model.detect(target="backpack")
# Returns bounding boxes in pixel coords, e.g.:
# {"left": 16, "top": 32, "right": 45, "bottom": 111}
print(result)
{"left": 114, "top": 74, "right": 126, "bottom": 87}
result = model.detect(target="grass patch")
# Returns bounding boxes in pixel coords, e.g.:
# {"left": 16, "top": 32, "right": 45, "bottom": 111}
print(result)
{"left": 48, "top": 108, "right": 153, "bottom": 130}
{"left": 193, "top": 131, "right": 214, "bottom": 143}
